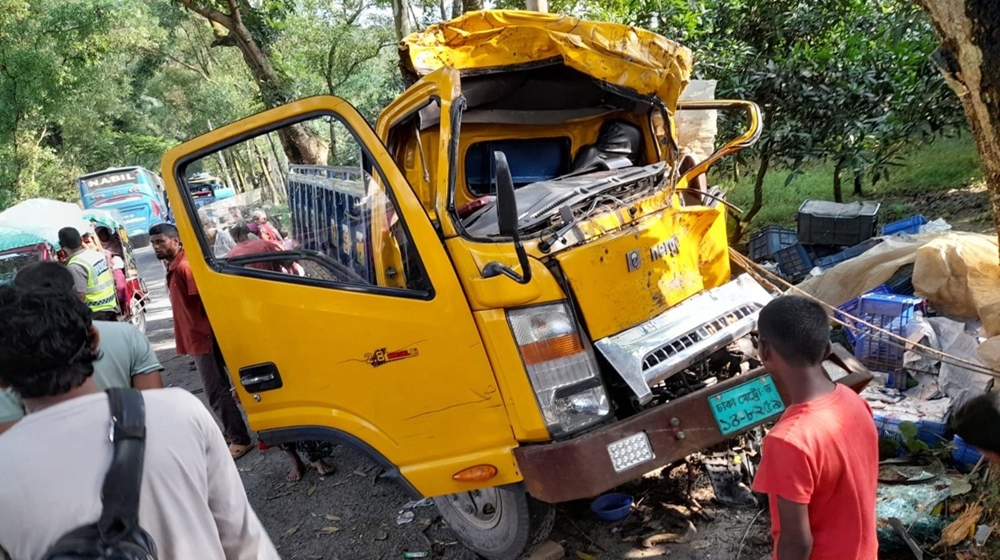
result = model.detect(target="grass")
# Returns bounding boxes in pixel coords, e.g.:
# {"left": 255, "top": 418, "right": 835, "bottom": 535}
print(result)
{"left": 715, "top": 134, "right": 984, "bottom": 233}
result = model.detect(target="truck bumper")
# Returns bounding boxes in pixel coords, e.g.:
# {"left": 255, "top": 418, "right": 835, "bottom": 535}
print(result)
{"left": 513, "top": 345, "right": 872, "bottom": 504}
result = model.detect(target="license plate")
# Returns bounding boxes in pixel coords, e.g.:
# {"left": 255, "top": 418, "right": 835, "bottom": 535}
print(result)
{"left": 709, "top": 374, "right": 785, "bottom": 436}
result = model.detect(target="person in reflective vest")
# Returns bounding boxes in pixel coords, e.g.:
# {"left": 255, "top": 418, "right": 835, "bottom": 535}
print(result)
{"left": 58, "top": 227, "right": 118, "bottom": 321}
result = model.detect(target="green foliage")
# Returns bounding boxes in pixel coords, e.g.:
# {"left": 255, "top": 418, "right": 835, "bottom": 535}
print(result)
{"left": 720, "top": 134, "right": 982, "bottom": 230}
{"left": 0, "top": 0, "right": 968, "bottom": 217}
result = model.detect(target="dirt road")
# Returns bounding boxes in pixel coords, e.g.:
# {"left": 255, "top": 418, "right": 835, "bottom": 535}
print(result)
{"left": 137, "top": 247, "right": 770, "bottom": 560}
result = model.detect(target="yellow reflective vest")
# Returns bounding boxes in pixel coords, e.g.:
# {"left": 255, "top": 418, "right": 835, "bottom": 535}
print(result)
{"left": 67, "top": 250, "right": 118, "bottom": 314}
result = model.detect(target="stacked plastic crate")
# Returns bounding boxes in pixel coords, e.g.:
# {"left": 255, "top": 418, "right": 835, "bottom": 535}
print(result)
{"left": 850, "top": 293, "right": 926, "bottom": 389}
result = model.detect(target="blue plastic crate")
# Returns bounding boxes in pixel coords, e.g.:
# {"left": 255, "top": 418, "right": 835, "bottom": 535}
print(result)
{"left": 747, "top": 226, "right": 798, "bottom": 262}
{"left": 952, "top": 435, "right": 984, "bottom": 472}
{"left": 835, "top": 285, "right": 892, "bottom": 343}
{"left": 882, "top": 215, "right": 928, "bottom": 236}
{"left": 774, "top": 243, "right": 814, "bottom": 281}
{"left": 852, "top": 294, "right": 925, "bottom": 372}
{"left": 874, "top": 414, "right": 948, "bottom": 449}
{"left": 814, "top": 238, "right": 884, "bottom": 270}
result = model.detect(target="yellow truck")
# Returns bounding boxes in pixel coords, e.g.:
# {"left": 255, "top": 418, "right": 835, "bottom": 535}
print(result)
{"left": 161, "top": 11, "right": 870, "bottom": 560}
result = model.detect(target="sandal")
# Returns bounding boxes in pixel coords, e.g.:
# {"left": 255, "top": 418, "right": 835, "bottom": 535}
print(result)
{"left": 229, "top": 443, "right": 253, "bottom": 460}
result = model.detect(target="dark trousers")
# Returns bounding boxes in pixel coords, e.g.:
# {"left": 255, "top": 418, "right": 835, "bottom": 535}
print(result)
{"left": 192, "top": 347, "right": 252, "bottom": 446}
{"left": 93, "top": 310, "right": 118, "bottom": 322}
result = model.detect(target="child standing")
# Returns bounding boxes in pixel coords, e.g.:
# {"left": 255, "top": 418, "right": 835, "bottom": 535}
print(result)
{"left": 752, "top": 295, "right": 879, "bottom": 560}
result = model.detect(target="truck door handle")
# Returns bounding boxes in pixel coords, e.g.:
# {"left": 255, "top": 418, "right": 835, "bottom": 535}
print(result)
{"left": 239, "top": 363, "right": 283, "bottom": 392}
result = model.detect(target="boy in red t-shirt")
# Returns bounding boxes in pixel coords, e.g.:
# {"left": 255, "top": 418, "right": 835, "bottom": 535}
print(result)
{"left": 752, "top": 296, "right": 879, "bottom": 560}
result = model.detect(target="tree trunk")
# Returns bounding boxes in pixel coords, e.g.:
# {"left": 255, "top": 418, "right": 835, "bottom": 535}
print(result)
{"left": 225, "top": 151, "right": 246, "bottom": 193}
{"left": 206, "top": 120, "right": 236, "bottom": 193}
{"left": 463, "top": 0, "right": 483, "bottom": 12}
{"left": 832, "top": 155, "right": 846, "bottom": 203}
{"left": 175, "top": 1, "right": 326, "bottom": 166}
{"left": 526, "top": 0, "right": 548, "bottom": 12}
{"left": 451, "top": 0, "right": 462, "bottom": 18}
{"left": 853, "top": 172, "right": 863, "bottom": 196}
{"left": 393, "top": 0, "right": 412, "bottom": 41}
{"left": 918, "top": 0, "right": 1000, "bottom": 259}
{"left": 735, "top": 150, "right": 771, "bottom": 243}
{"left": 253, "top": 139, "right": 281, "bottom": 204}
{"left": 267, "top": 132, "right": 287, "bottom": 175}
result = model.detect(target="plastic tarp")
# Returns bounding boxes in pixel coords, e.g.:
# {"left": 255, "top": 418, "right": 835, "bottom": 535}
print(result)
{"left": 0, "top": 198, "right": 91, "bottom": 249}
{"left": 400, "top": 10, "right": 693, "bottom": 113}
{"left": 799, "top": 232, "right": 1000, "bottom": 331}
{"left": 800, "top": 231, "right": 1000, "bottom": 378}
{"left": 0, "top": 226, "right": 48, "bottom": 253}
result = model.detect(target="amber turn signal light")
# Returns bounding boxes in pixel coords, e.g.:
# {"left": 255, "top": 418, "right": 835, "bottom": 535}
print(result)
{"left": 452, "top": 464, "right": 498, "bottom": 482}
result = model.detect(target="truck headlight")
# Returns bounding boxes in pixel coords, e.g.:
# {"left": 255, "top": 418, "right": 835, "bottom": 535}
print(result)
{"left": 508, "top": 302, "right": 611, "bottom": 436}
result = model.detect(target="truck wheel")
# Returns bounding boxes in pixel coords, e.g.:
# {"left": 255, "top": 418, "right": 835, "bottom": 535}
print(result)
{"left": 434, "top": 483, "right": 554, "bottom": 560}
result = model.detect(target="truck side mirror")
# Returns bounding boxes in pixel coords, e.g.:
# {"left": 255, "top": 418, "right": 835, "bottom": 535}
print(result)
{"left": 494, "top": 151, "right": 518, "bottom": 237}
{"left": 483, "top": 151, "right": 531, "bottom": 284}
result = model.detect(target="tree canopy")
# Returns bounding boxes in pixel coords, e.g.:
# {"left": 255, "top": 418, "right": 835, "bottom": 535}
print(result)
{"left": 0, "top": 0, "right": 966, "bottom": 227}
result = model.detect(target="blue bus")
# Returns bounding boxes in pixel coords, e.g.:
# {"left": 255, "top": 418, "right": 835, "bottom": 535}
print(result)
{"left": 77, "top": 167, "right": 169, "bottom": 247}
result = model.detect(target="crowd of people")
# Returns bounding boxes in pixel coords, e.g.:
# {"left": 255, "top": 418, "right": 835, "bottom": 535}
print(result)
{"left": 1, "top": 218, "right": 999, "bottom": 559}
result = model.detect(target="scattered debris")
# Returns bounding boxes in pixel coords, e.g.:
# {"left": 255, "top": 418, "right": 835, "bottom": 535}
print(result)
{"left": 281, "top": 525, "right": 300, "bottom": 538}
{"left": 934, "top": 503, "right": 983, "bottom": 550}
{"left": 395, "top": 511, "right": 415, "bottom": 525}
{"left": 974, "top": 524, "right": 992, "bottom": 547}
{"left": 401, "top": 498, "right": 433, "bottom": 510}
{"left": 888, "top": 517, "right": 924, "bottom": 560}
{"left": 641, "top": 520, "right": 696, "bottom": 548}
{"left": 401, "top": 552, "right": 428, "bottom": 559}
{"left": 375, "top": 530, "right": 388, "bottom": 541}
{"left": 702, "top": 451, "right": 757, "bottom": 506}
{"left": 318, "top": 526, "right": 339, "bottom": 535}
{"left": 324, "top": 515, "right": 341, "bottom": 521}
{"left": 876, "top": 475, "right": 952, "bottom": 548}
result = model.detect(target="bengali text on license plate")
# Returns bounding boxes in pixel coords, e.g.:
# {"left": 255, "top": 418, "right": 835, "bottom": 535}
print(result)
{"left": 709, "top": 374, "right": 785, "bottom": 436}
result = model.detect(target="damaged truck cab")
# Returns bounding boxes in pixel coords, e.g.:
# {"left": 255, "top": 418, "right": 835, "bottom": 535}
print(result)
{"left": 160, "top": 11, "right": 869, "bottom": 560}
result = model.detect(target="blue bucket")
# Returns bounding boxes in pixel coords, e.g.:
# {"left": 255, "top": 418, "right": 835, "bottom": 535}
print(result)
{"left": 590, "top": 492, "right": 633, "bottom": 522}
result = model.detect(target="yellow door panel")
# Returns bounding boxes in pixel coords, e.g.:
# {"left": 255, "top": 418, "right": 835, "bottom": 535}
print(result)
{"left": 161, "top": 96, "right": 520, "bottom": 498}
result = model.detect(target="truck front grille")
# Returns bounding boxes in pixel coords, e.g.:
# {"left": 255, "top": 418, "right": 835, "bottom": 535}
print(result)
{"left": 641, "top": 305, "right": 758, "bottom": 372}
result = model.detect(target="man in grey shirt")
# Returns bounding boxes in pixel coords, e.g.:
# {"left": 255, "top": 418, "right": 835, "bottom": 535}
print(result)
{"left": 0, "top": 285, "right": 278, "bottom": 559}
{"left": 0, "top": 262, "right": 164, "bottom": 434}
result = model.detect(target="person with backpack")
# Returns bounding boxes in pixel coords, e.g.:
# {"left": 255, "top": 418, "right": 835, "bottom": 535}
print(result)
{"left": 0, "top": 285, "right": 279, "bottom": 560}
{"left": 0, "top": 262, "right": 164, "bottom": 436}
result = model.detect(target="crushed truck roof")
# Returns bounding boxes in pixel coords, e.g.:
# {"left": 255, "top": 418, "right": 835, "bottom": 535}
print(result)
{"left": 399, "top": 10, "right": 693, "bottom": 112}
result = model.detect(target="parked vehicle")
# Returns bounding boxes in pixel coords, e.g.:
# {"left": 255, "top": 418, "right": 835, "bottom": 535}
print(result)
{"left": 0, "top": 228, "right": 54, "bottom": 285}
{"left": 160, "top": 12, "right": 872, "bottom": 560}
{"left": 188, "top": 172, "right": 237, "bottom": 209}
{"left": 77, "top": 166, "right": 170, "bottom": 247}
{"left": 0, "top": 199, "right": 149, "bottom": 331}
{"left": 83, "top": 208, "right": 150, "bottom": 333}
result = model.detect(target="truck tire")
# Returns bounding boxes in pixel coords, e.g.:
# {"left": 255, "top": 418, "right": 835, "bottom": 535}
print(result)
{"left": 434, "top": 483, "right": 554, "bottom": 560}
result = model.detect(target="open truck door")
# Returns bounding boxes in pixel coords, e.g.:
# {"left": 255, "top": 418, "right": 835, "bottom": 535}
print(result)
{"left": 160, "top": 94, "right": 525, "bottom": 504}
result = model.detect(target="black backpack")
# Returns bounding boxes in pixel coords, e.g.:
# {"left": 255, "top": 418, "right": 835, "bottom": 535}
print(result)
{"left": 41, "top": 389, "right": 158, "bottom": 560}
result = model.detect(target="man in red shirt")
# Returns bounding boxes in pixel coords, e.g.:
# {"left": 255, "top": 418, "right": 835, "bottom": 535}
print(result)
{"left": 752, "top": 295, "right": 879, "bottom": 560}
{"left": 149, "top": 223, "right": 254, "bottom": 460}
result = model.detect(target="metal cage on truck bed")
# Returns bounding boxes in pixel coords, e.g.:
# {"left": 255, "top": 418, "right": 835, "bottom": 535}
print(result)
{"left": 286, "top": 165, "right": 374, "bottom": 283}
